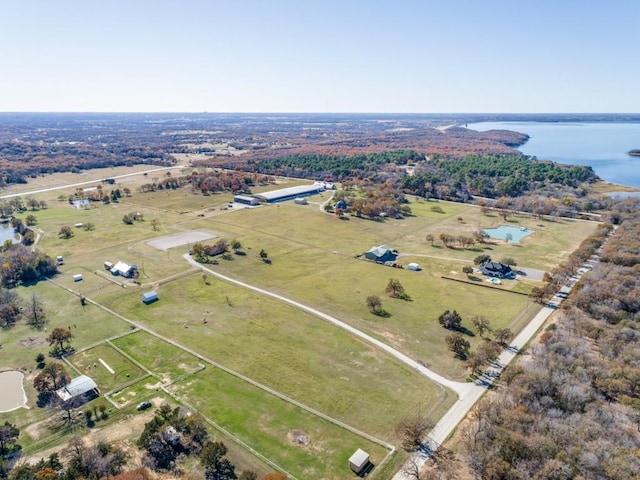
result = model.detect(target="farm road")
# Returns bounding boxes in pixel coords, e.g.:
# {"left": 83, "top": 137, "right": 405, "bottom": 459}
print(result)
{"left": 183, "top": 254, "right": 475, "bottom": 398}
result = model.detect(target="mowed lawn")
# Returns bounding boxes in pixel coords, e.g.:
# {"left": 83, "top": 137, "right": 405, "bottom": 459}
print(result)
{"left": 91, "top": 273, "right": 451, "bottom": 442}
{"left": 174, "top": 366, "right": 390, "bottom": 480}
{"left": 187, "top": 203, "right": 543, "bottom": 377}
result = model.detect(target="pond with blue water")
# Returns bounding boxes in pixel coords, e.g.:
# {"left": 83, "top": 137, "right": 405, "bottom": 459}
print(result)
{"left": 483, "top": 225, "right": 534, "bottom": 243}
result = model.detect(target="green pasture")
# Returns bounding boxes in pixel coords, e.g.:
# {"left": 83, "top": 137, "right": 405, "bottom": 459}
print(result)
{"left": 112, "top": 330, "right": 204, "bottom": 384}
{"left": 107, "top": 377, "right": 160, "bottom": 407}
{"left": 0, "top": 181, "right": 598, "bottom": 473}
{"left": 173, "top": 367, "right": 390, "bottom": 480}
{"left": 91, "top": 272, "right": 450, "bottom": 441}
{"left": 68, "top": 344, "right": 145, "bottom": 393}
{"left": 185, "top": 208, "right": 534, "bottom": 377}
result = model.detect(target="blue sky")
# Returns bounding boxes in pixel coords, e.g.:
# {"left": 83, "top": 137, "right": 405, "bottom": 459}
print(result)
{"left": 1, "top": 1, "right": 638, "bottom": 112}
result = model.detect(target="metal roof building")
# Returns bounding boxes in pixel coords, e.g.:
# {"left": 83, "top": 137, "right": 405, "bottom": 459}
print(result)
{"left": 141, "top": 290, "right": 159, "bottom": 304}
{"left": 56, "top": 375, "right": 98, "bottom": 402}
{"left": 252, "top": 182, "right": 327, "bottom": 203}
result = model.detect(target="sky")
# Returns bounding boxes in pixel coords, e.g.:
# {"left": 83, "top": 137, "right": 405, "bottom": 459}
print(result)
{"left": 1, "top": 1, "right": 639, "bottom": 113}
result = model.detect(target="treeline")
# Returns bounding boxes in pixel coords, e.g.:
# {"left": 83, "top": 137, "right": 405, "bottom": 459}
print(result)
{"left": 569, "top": 198, "right": 640, "bottom": 324}
{"left": 0, "top": 142, "right": 175, "bottom": 185}
{"left": 431, "top": 200, "right": 640, "bottom": 480}
{"left": 0, "top": 244, "right": 57, "bottom": 288}
{"left": 454, "top": 305, "right": 640, "bottom": 480}
{"left": 403, "top": 154, "right": 597, "bottom": 199}
{"left": 244, "top": 150, "right": 420, "bottom": 181}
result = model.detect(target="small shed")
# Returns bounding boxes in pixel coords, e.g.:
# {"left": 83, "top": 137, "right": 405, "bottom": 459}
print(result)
{"left": 56, "top": 255, "right": 64, "bottom": 264}
{"left": 349, "top": 448, "right": 370, "bottom": 474}
{"left": 141, "top": 290, "right": 158, "bottom": 304}
{"left": 407, "top": 262, "right": 420, "bottom": 271}
{"left": 104, "top": 261, "right": 114, "bottom": 270}
{"left": 74, "top": 223, "right": 84, "bottom": 228}
{"left": 294, "top": 197, "right": 308, "bottom": 205}
{"left": 72, "top": 274, "right": 83, "bottom": 282}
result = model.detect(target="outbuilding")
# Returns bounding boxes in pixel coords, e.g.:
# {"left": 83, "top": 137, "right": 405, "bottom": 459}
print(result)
{"left": 407, "top": 262, "right": 421, "bottom": 271}
{"left": 252, "top": 182, "right": 327, "bottom": 203}
{"left": 349, "top": 448, "right": 371, "bottom": 475}
{"left": 293, "top": 197, "right": 308, "bottom": 205}
{"left": 141, "top": 290, "right": 159, "bottom": 304}
{"left": 72, "top": 274, "right": 83, "bottom": 282}
{"left": 364, "top": 245, "right": 397, "bottom": 263}
{"left": 233, "top": 195, "right": 260, "bottom": 206}
{"left": 56, "top": 375, "right": 99, "bottom": 403}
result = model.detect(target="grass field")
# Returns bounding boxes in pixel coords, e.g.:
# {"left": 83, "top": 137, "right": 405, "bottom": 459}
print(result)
{"left": 112, "top": 331, "right": 204, "bottom": 384}
{"left": 68, "top": 344, "right": 145, "bottom": 393}
{"left": 174, "top": 367, "right": 390, "bottom": 480}
{"left": 93, "top": 273, "right": 451, "bottom": 442}
{"left": 1, "top": 175, "right": 600, "bottom": 477}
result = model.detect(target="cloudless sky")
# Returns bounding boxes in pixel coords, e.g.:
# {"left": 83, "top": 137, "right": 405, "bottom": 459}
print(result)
{"left": 1, "top": 1, "right": 638, "bottom": 113}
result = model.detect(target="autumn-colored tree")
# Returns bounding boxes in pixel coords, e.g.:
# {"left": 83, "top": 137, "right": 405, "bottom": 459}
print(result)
{"left": 446, "top": 333, "right": 470, "bottom": 359}
{"left": 47, "top": 327, "right": 73, "bottom": 356}
{"left": 58, "top": 226, "right": 73, "bottom": 239}
{"left": 386, "top": 278, "right": 405, "bottom": 299}
{"left": 33, "top": 362, "right": 70, "bottom": 393}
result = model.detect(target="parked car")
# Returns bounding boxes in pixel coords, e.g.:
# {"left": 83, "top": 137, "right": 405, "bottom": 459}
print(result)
{"left": 137, "top": 401, "right": 152, "bottom": 411}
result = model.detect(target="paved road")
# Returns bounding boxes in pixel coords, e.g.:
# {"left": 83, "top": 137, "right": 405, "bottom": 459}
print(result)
{"left": 0, "top": 166, "right": 175, "bottom": 199}
{"left": 392, "top": 259, "right": 600, "bottom": 479}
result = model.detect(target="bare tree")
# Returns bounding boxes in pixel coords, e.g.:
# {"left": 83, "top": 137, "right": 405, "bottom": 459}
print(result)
{"left": 25, "top": 292, "right": 47, "bottom": 329}
{"left": 396, "top": 405, "right": 434, "bottom": 451}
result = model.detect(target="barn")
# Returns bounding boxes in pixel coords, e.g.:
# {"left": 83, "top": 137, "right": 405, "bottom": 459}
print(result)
{"left": 252, "top": 182, "right": 327, "bottom": 203}
{"left": 56, "top": 375, "right": 99, "bottom": 403}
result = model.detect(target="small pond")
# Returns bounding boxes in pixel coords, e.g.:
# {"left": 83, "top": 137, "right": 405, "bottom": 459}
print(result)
{"left": 72, "top": 199, "right": 91, "bottom": 209}
{"left": 0, "top": 222, "right": 20, "bottom": 245}
{"left": 0, "top": 370, "right": 28, "bottom": 412}
{"left": 483, "top": 225, "right": 534, "bottom": 243}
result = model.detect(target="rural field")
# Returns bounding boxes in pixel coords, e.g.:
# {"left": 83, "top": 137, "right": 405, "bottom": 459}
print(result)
{"left": 1, "top": 169, "right": 600, "bottom": 478}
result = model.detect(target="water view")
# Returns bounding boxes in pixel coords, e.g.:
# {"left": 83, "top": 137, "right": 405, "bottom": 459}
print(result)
{"left": 0, "top": 222, "right": 20, "bottom": 245}
{"left": 467, "top": 121, "right": 640, "bottom": 188}
{"left": 483, "top": 225, "right": 534, "bottom": 243}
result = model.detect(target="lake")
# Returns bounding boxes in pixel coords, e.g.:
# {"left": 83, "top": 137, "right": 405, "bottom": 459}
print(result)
{"left": 467, "top": 121, "right": 640, "bottom": 188}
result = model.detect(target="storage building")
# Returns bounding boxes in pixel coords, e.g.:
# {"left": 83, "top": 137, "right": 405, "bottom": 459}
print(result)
{"left": 349, "top": 449, "right": 370, "bottom": 475}
{"left": 141, "top": 290, "right": 159, "bottom": 304}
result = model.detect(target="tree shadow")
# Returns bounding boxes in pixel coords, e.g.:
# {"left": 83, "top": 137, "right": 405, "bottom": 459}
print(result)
{"left": 456, "top": 326, "right": 475, "bottom": 337}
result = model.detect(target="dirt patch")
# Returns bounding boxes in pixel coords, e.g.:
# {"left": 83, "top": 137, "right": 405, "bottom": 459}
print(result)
{"left": 146, "top": 231, "right": 216, "bottom": 251}
{"left": 23, "top": 410, "right": 156, "bottom": 466}
{"left": 20, "top": 337, "right": 45, "bottom": 348}
{"left": 287, "top": 429, "right": 310, "bottom": 447}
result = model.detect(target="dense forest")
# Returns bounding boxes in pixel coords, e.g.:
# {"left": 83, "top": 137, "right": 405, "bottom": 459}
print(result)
{"left": 0, "top": 113, "right": 531, "bottom": 185}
